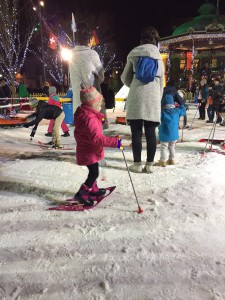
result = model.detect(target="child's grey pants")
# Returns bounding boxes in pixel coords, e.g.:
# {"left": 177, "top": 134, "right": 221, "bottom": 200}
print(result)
{"left": 160, "top": 141, "right": 177, "bottom": 162}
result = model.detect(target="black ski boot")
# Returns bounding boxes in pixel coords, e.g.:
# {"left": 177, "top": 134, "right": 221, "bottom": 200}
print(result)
{"left": 90, "top": 181, "right": 106, "bottom": 197}
{"left": 74, "top": 184, "right": 94, "bottom": 206}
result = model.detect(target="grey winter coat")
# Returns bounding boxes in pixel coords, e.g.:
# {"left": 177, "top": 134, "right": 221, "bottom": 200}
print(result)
{"left": 69, "top": 45, "right": 104, "bottom": 113}
{"left": 121, "top": 44, "right": 164, "bottom": 123}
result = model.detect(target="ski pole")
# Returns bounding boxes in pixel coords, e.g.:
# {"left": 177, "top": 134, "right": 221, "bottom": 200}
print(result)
{"left": 121, "top": 148, "right": 143, "bottom": 214}
{"left": 180, "top": 116, "right": 184, "bottom": 142}
{"left": 189, "top": 104, "right": 199, "bottom": 131}
{"left": 203, "top": 120, "right": 217, "bottom": 153}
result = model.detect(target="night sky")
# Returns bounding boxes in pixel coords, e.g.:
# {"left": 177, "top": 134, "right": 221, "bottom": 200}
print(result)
{"left": 46, "top": 0, "right": 225, "bottom": 61}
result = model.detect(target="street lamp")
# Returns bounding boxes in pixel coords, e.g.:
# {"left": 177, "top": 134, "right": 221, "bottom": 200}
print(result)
{"left": 33, "top": 1, "right": 46, "bottom": 83}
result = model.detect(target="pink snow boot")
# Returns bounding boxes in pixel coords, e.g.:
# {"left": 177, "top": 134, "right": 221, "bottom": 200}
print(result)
{"left": 90, "top": 181, "right": 106, "bottom": 197}
{"left": 74, "top": 184, "right": 94, "bottom": 206}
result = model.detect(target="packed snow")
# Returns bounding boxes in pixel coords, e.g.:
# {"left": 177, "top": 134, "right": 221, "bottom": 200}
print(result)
{"left": 0, "top": 102, "right": 225, "bottom": 300}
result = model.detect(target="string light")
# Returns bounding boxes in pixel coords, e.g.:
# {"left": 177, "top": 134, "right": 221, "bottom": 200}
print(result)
{"left": 0, "top": 0, "right": 35, "bottom": 83}
{"left": 94, "top": 44, "right": 123, "bottom": 72}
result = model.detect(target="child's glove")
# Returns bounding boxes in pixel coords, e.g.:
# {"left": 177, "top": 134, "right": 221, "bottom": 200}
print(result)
{"left": 116, "top": 136, "right": 123, "bottom": 150}
{"left": 101, "top": 117, "right": 108, "bottom": 125}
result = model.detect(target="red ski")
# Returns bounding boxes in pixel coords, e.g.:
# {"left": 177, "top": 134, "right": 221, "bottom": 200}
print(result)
{"left": 38, "top": 141, "right": 74, "bottom": 150}
{"left": 208, "top": 149, "right": 225, "bottom": 155}
{"left": 198, "top": 139, "right": 224, "bottom": 144}
{"left": 48, "top": 186, "right": 116, "bottom": 211}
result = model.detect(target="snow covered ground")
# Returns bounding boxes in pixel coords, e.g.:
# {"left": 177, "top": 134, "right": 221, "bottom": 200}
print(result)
{"left": 0, "top": 102, "right": 225, "bottom": 300}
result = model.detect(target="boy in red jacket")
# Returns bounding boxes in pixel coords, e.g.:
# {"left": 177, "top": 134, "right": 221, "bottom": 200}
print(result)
{"left": 74, "top": 83, "right": 122, "bottom": 206}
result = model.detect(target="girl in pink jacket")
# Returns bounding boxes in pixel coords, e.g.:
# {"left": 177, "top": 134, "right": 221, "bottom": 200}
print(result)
{"left": 74, "top": 83, "right": 121, "bottom": 206}
{"left": 46, "top": 86, "right": 70, "bottom": 137}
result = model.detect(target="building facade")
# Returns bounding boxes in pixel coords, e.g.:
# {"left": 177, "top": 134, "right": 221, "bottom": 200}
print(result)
{"left": 159, "top": 1, "right": 225, "bottom": 88}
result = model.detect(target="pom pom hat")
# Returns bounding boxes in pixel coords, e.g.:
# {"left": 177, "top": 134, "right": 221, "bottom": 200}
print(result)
{"left": 80, "top": 83, "right": 103, "bottom": 106}
{"left": 49, "top": 86, "right": 57, "bottom": 95}
{"left": 29, "top": 98, "right": 39, "bottom": 107}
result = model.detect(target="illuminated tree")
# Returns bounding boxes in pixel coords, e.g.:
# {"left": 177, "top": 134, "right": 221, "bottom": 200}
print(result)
{"left": 0, "top": 0, "right": 36, "bottom": 85}
{"left": 28, "top": 10, "right": 123, "bottom": 87}
{"left": 94, "top": 44, "right": 123, "bottom": 73}
{"left": 28, "top": 38, "right": 64, "bottom": 86}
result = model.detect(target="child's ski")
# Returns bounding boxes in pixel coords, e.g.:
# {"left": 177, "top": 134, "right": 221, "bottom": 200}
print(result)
{"left": 48, "top": 186, "right": 116, "bottom": 211}
{"left": 198, "top": 139, "right": 224, "bottom": 144}
{"left": 38, "top": 141, "right": 74, "bottom": 150}
{"left": 208, "top": 149, "right": 225, "bottom": 155}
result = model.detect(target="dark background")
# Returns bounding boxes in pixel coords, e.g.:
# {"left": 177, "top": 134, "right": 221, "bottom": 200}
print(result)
{"left": 45, "top": 0, "right": 225, "bottom": 61}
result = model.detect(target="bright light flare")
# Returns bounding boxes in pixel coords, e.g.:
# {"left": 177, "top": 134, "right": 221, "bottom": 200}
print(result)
{"left": 61, "top": 48, "right": 72, "bottom": 62}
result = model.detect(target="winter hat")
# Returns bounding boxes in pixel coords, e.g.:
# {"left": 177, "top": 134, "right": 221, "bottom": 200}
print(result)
{"left": 177, "top": 90, "right": 184, "bottom": 98}
{"left": 49, "top": 86, "right": 57, "bottom": 95}
{"left": 80, "top": 83, "right": 103, "bottom": 106}
{"left": 29, "top": 98, "right": 39, "bottom": 107}
{"left": 162, "top": 94, "right": 175, "bottom": 106}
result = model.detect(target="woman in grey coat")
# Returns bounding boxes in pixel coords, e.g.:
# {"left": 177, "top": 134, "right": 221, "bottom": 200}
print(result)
{"left": 69, "top": 22, "right": 105, "bottom": 114}
{"left": 121, "top": 26, "right": 164, "bottom": 173}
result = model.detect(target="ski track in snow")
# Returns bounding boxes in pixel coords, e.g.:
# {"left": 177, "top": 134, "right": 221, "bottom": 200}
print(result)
{"left": 0, "top": 106, "right": 225, "bottom": 299}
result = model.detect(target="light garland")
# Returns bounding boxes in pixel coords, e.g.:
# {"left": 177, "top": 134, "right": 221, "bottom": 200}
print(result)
{"left": 28, "top": 38, "right": 63, "bottom": 85}
{"left": 94, "top": 44, "right": 123, "bottom": 73}
{"left": 160, "top": 32, "right": 225, "bottom": 49}
{"left": 0, "top": 0, "right": 35, "bottom": 84}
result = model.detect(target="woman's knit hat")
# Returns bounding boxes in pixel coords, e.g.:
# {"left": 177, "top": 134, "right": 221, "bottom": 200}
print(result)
{"left": 80, "top": 83, "right": 103, "bottom": 106}
{"left": 49, "top": 86, "right": 57, "bottom": 95}
{"left": 29, "top": 98, "right": 39, "bottom": 107}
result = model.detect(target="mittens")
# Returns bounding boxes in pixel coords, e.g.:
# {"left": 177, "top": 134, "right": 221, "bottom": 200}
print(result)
{"left": 101, "top": 118, "right": 108, "bottom": 125}
{"left": 23, "top": 123, "right": 29, "bottom": 128}
{"left": 116, "top": 137, "right": 123, "bottom": 150}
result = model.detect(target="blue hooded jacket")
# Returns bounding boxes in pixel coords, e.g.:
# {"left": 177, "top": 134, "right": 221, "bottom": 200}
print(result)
{"left": 158, "top": 93, "right": 186, "bottom": 142}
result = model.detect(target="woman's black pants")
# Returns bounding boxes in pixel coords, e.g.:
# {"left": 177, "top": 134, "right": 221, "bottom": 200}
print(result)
{"left": 129, "top": 119, "right": 158, "bottom": 163}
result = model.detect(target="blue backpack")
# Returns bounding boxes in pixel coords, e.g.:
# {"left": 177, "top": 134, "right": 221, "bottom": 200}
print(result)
{"left": 135, "top": 57, "right": 159, "bottom": 84}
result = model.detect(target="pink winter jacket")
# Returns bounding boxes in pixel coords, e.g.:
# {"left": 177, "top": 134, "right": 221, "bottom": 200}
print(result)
{"left": 74, "top": 104, "right": 118, "bottom": 166}
{"left": 48, "top": 94, "right": 61, "bottom": 107}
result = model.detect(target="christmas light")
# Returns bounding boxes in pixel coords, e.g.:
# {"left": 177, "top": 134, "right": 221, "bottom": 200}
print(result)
{"left": 0, "top": 0, "right": 35, "bottom": 84}
{"left": 94, "top": 44, "right": 123, "bottom": 72}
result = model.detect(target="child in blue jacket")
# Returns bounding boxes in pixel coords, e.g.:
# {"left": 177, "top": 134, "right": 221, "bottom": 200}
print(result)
{"left": 155, "top": 93, "right": 186, "bottom": 167}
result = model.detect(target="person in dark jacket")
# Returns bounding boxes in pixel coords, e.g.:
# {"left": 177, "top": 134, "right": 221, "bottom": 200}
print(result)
{"left": 198, "top": 79, "right": 208, "bottom": 120}
{"left": 206, "top": 77, "right": 224, "bottom": 124}
{"left": 23, "top": 99, "right": 65, "bottom": 148}
{"left": 162, "top": 79, "right": 184, "bottom": 106}
{"left": 42, "top": 82, "right": 50, "bottom": 96}
{"left": 0, "top": 78, "right": 12, "bottom": 98}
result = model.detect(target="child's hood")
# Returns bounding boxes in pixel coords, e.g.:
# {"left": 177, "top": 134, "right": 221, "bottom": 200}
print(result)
{"left": 74, "top": 105, "right": 105, "bottom": 126}
{"left": 49, "top": 94, "right": 60, "bottom": 102}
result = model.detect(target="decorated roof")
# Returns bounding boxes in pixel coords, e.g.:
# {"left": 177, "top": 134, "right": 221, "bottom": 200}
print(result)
{"left": 160, "top": 1, "right": 225, "bottom": 52}
{"left": 172, "top": 1, "right": 225, "bottom": 36}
